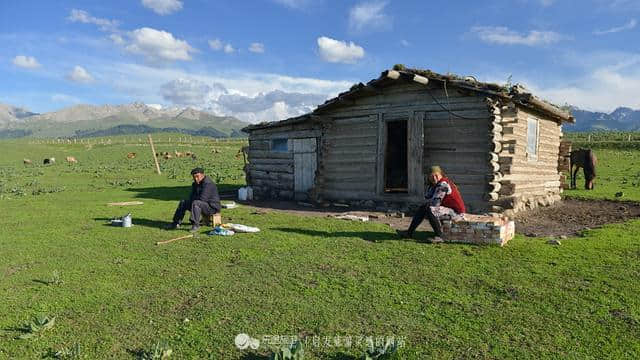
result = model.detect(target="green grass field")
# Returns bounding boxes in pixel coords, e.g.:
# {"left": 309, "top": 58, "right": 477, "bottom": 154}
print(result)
{"left": 1, "top": 135, "right": 639, "bottom": 359}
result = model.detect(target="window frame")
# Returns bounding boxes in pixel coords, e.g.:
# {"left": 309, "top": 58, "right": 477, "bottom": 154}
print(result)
{"left": 526, "top": 116, "right": 539, "bottom": 162}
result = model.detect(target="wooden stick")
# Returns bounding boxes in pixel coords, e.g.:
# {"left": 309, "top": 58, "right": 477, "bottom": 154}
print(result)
{"left": 148, "top": 134, "right": 161, "bottom": 175}
{"left": 156, "top": 234, "right": 193, "bottom": 245}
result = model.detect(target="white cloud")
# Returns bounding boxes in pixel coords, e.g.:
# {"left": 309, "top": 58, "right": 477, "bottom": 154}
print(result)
{"left": 160, "top": 78, "right": 214, "bottom": 105}
{"left": 109, "top": 34, "right": 125, "bottom": 45}
{"left": 224, "top": 44, "right": 235, "bottom": 54}
{"left": 141, "top": 0, "right": 183, "bottom": 15}
{"left": 525, "top": 53, "right": 640, "bottom": 112}
{"left": 471, "top": 26, "right": 566, "bottom": 46}
{"left": 208, "top": 39, "right": 223, "bottom": 50}
{"left": 12, "top": 55, "right": 41, "bottom": 69}
{"left": 67, "top": 9, "right": 119, "bottom": 32}
{"left": 539, "top": 0, "right": 555, "bottom": 6}
{"left": 159, "top": 78, "right": 330, "bottom": 122}
{"left": 348, "top": 1, "right": 392, "bottom": 32}
{"left": 400, "top": 39, "right": 410, "bottom": 47}
{"left": 594, "top": 19, "right": 637, "bottom": 35}
{"left": 209, "top": 38, "right": 235, "bottom": 54}
{"left": 272, "top": 0, "right": 314, "bottom": 9}
{"left": 125, "top": 27, "right": 195, "bottom": 62}
{"left": 67, "top": 66, "right": 93, "bottom": 83}
{"left": 249, "top": 42, "right": 265, "bottom": 53}
{"left": 317, "top": 36, "right": 365, "bottom": 64}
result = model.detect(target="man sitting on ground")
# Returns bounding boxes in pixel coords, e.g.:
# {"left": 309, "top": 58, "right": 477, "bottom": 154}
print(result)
{"left": 166, "top": 167, "right": 221, "bottom": 232}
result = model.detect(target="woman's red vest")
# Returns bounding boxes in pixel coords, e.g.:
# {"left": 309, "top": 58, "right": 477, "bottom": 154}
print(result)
{"left": 438, "top": 177, "right": 466, "bottom": 214}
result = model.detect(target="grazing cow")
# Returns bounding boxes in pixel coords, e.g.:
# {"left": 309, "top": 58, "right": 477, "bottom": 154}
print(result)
{"left": 185, "top": 151, "right": 193, "bottom": 157}
{"left": 175, "top": 150, "right": 184, "bottom": 158}
{"left": 23, "top": 159, "right": 32, "bottom": 165}
{"left": 66, "top": 156, "right": 78, "bottom": 164}
{"left": 570, "top": 149, "right": 597, "bottom": 190}
{"left": 127, "top": 152, "right": 136, "bottom": 159}
{"left": 164, "top": 154, "right": 173, "bottom": 160}
{"left": 43, "top": 157, "right": 55, "bottom": 165}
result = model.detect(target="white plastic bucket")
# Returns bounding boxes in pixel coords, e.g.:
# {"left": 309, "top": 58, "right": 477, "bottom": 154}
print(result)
{"left": 122, "top": 214, "right": 132, "bottom": 227}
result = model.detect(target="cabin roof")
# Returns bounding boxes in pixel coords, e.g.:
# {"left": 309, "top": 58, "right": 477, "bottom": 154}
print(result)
{"left": 243, "top": 66, "right": 574, "bottom": 132}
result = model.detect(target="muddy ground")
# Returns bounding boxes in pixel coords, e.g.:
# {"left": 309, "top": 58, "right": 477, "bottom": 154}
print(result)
{"left": 241, "top": 198, "right": 640, "bottom": 238}
{"left": 513, "top": 198, "right": 640, "bottom": 237}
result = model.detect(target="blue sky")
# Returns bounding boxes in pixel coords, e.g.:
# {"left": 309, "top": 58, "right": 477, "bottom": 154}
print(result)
{"left": 2, "top": 0, "right": 640, "bottom": 122}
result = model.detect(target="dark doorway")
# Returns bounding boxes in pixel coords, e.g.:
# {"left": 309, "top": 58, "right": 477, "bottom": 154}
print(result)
{"left": 384, "top": 120, "right": 408, "bottom": 193}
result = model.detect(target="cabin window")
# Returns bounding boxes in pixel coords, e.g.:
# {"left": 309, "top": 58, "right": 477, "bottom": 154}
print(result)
{"left": 271, "top": 138, "right": 288, "bottom": 152}
{"left": 527, "top": 117, "right": 539, "bottom": 160}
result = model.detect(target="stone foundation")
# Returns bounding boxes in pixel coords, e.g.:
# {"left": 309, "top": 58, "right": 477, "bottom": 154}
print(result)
{"left": 441, "top": 214, "right": 515, "bottom": 246}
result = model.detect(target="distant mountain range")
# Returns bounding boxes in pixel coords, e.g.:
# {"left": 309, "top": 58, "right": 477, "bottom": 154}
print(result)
{"left": 0, "top": 102, "right": 249, "bottom": 138}
{"left": 566, "top": 107, "right": 640, "bottom": 132}
{"left": 1, "top": 101, "right": 638, "bottom": 138}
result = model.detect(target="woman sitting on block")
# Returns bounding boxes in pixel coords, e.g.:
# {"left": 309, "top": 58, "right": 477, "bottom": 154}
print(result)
{"left": 398, "top": 166, "right": 466, "bottom": 243}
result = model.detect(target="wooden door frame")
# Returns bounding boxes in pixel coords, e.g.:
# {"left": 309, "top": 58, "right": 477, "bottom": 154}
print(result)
{"left": 376, "top": 110, "right": 424, "bottom": 200}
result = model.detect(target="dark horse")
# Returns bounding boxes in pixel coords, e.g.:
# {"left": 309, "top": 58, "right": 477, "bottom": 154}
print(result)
{"left": 570, "top": 149, "right": 597, "bottom": 189}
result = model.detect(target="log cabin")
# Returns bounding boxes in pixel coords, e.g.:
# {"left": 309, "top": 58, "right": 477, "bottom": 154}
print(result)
{"left": 242, "top": 66, "right": 575, "bottom": 215}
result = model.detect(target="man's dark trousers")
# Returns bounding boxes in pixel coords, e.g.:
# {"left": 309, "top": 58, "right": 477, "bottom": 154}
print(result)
{"left": 172, "top": 199, "right": 217, "bottom": 226}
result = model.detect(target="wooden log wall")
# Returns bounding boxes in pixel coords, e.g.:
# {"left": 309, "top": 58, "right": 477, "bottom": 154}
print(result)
{"left": 317, "top": 114, "right": 379, "bottom": 201}
{"left": 495, "top": 104, "right": 563, "bottom": 214}
{"left": 247, "top": 122, "right": 320, "bottom": 200}
{"left": 315, "top": 83, "right": 493, "bottom": 211}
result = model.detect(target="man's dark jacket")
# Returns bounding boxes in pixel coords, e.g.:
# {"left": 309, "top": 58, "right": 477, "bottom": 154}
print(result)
{"left": 189, "top": 175, "right": 221, "bottom": 212}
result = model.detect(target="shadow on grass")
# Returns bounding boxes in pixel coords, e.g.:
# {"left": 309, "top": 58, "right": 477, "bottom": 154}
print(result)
{"left": 94, "top": 217, "right": 178, "bottom": 230}
{"left": 126, "top": 183, "right": 240, "bottom": 201}
{"left": 272, "top": 227, "right": 433, "bottom": 243}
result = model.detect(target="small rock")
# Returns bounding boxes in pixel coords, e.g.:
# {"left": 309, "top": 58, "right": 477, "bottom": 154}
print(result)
{"left": 560, "top": 235, "right": 567, "bottom": 240}
{"left": 547, "top": 239, "right": 561, "bottom": 245}
{"left": 183, "top": 318, "right": 190, "bottom": 323}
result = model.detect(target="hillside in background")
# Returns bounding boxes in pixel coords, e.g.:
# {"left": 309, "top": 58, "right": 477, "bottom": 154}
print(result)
{"left": 566, "top": 107, "right": 640, "bottom": 132}
{"left": 0, "top": 102, "right": 249, "bottom": 138}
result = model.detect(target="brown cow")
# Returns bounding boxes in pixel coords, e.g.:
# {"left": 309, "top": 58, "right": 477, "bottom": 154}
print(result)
{"left": 163, "top": 154, "right": 173, "bottom": 160}
{"left": 23, "top": 158, "right": 32, "bottom": 165}
{"left": 127, "top": 152, "right": 136, "bottom": 159}
{"left": 66, "top": 156, "right": 78, "bottom": 164}
{"left": 174, "top": 150, "right": 184, "bottom": 158}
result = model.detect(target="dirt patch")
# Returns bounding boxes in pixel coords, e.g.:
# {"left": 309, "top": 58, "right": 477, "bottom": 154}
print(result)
{"left": 243, "top": 198, "right": 640, "bottom": 239}
{"left": 514, "top": 198, "right": 640, "bottom": 238}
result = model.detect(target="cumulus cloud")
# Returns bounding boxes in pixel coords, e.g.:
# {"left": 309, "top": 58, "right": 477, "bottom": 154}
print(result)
{"left": 141, "top": 0, "right": 183, "bottom": 15}
{"left": 12, "top": 55, "right": 41, "bottom": 69}
{"left": 67, "top": 9, "right": 119, "bottom": 32}
{"left": 160, "top": 78, "right": 214, "bottom": 105}
{"left": 317, "top": 36, "right": 365, "bottom": 64}
{"left": 67, "top": 66, "right": 93, "bottom": 83}
{"left": 109, "top": 34, "right": 125, "bottom": 45}
{"left": 224, "top": 44, "right": 235, "bottom": 54}
{"left": 525, "top": 53, "right": 640, "bottom": 112}
{"left": 594, "top": 19, "right": 637, "bottom": 35}
{"left": 471, "top": 26, "right": 566, "bottom": 46}
{"left": 249, "top": 42, "right": 265, "bottom": 53}
{"left": 348, "top": 1, "right": 392, "bottom": 33}
{"left": 209, "top": 38, "right": 235, "bottom": 54}
{"left": 159, "top": 78, "right": 330, "bottom": 122}
{"left": 126, "top": 27, "right": 195, "bottom": 62}
{"left": 400, "top": 39, "right": 410, "bottom": 47}
{"left": 208, "top": 39, "right": 223, "bottom": 50}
